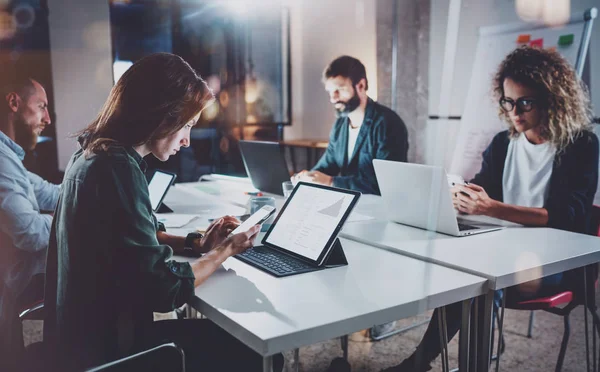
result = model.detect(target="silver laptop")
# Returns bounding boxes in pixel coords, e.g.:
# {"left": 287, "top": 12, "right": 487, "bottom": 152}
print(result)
{"left": 373, "top": 160, "right": 504, "bottom": 237}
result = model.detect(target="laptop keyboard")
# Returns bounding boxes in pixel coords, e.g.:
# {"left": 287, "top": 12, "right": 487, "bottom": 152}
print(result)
{"left": 458, "top": 222, "right": 478, "bottom": 231}
{"left": 236, "top": 246, "right": 315, "bottom": 276}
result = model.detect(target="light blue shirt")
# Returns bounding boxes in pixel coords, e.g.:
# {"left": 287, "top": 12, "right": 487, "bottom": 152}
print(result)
{"left": 0, "top": 130, "right": 59, "bottom": 315}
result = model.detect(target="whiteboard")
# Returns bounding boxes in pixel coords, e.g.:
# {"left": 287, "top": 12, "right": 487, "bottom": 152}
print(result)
{"left": 450, "top": 12, "right": 595, "bottom": 182}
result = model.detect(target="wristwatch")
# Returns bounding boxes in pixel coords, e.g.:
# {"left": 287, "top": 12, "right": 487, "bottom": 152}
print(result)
{"left": 184, "top": 232, "right": 204, "bottom": 255}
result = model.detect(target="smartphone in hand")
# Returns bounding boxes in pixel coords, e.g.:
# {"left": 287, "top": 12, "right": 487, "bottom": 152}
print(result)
{"left": 447, "top": 174, "right": 465, "bottom": 187}
{"left": 229, "top": 206, "right": 277, "bottom": 236}
{"left": 447, "top": 174, "right": 470, "bottom": 197}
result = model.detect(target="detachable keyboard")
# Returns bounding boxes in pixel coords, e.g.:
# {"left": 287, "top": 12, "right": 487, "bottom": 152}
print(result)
{"left": 235, "top": 246, "right": 318, "bottom": 277}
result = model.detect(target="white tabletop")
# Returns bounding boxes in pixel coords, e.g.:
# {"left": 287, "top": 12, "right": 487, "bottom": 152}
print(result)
{"left": 342, "top": 214, "right": 600, "bottom": 290}
{"left": 162, "top": 183, "right": 248, "bottom": 216}
{"left": 164, "top": 181, "right": 488, "bottom": 356}
{"left": 176, "top": 237, "right": 486, "bottom": 356}
{"left": 168, "top": 179, "right": 376, "bottom": 225}
{"left": 176, "top": 177, "right": 284, "bottom": 210}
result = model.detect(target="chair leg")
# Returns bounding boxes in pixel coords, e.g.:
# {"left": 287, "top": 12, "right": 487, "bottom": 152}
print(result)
{"left": 555, "top": 313, "right": 571, "bottom": 372}
{"left": 527, "top": 311, "right": 535, "bottom": 338}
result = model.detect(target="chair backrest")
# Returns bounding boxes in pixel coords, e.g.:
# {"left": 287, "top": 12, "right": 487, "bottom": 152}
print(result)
{"left": 19, "top": 300, "right": 44, "bottom": 320}
{"left": 86, "top": 342, "right": 185, "bottom": 372}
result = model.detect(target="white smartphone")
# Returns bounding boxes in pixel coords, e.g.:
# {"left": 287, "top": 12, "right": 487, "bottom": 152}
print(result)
{"left": 446, "top": 173, "right": 465, "bottom": 187}
{"left": 229, "top": 205, "right": 277, "bottom": 236}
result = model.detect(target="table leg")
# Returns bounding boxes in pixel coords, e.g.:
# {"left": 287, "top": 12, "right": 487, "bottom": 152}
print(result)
{"left": 293, "top": 348, "right": 300, "bottom": 372}
{"left": 442, "top": 307, "right": 450, "bottom": 372}
{"left": 584, "top": 266, "right": 591, "bottom": 372}
{"left": 263, "top": 356, "right": 273, "bottom": 372}
{"left": 459, "top": 299, "right": 471, "bottom": 372}
{"left": 341, "top": 335, "right": 349, "bottom": 360}
{"left": 471, "top": 297, "right": 478, "bottom": 372}
{"left": 437, "top": 307, "right": 449, "bottom": 372}
{"left": 494, "top": 289, "right": 506, "bottom": 372}
{"left": 477, "top": 290, "right": 495, "bottom": 372}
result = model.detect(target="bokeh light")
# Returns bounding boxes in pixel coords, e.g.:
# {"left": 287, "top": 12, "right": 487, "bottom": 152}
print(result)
{"left": 516, "top": 0, "right": 570, "bottom": 27}
{"left": 0, "top": 11, "right": 16, "bottom": 40}
{"left": 202, "top": 100, "right": 220, "bottom": 121}
{"left": 514, "top": 251, "right": 543, "bottom": 295}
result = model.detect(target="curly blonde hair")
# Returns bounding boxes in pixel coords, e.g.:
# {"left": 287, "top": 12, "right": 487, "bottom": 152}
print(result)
{"left": 493, "top": 45, "right": 593, "bottom": 153}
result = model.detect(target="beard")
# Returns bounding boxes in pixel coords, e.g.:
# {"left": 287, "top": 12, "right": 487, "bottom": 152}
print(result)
{"left": 333, "top": 90, "right": 361, "bottom": 118}
{"left": 14, "top": 115, "right": 38, "bottom": 151}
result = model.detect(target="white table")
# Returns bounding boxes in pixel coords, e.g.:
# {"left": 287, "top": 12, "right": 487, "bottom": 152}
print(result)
{"left": 164, "top": 181, "right": 489, "bottom": 371}
{"left": 178, "top": 175, "right": 283, "bottom": 210}
{"left": 341, "top": 195, "right": 600, "bottom": 371}
{"left": 176, "top": 238, "right": 486, "bottom": 370}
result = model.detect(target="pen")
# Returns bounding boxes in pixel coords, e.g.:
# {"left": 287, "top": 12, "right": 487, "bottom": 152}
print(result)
{"left": 245, "top": 191, "right": 264, "bottom": 196}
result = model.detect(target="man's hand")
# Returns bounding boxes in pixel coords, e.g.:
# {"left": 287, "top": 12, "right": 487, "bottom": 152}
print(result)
{"left": 307, "top": 171, "right": 333, "bottom": 186}
{"left": 291, "top": 170, "right": 309, "bottom": 184}
{"left": 293, "top": 170, "right": 333, "bottom": 186}
{"left": 194, "top": 215, "right": 240, "bottom": 254}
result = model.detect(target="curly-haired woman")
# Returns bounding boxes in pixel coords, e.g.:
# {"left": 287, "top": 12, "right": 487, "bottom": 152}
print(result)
{"left": 384, "top": 46, "right": 599, "bottom": 372}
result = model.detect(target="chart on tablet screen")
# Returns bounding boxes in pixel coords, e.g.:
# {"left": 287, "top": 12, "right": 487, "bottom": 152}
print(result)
{"left": 266, "top": 186, "right": 354, "bottom": 260}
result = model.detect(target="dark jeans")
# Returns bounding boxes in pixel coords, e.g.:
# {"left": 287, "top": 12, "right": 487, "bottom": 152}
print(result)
{"left": 136, "top": 319, "right": 285, "bottom": 372}
{"left": 408, "top": 273, "right": 568, "bottom": 370}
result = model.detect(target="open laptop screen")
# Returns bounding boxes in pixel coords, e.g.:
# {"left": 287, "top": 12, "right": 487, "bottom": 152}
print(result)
{"left": 263, "top": 182, "right": 360, "bottom": 264}
{"left": 148, "top": 170, "right": 176, "bottom": 212}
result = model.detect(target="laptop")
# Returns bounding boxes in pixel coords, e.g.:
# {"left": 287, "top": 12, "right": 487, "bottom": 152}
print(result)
{"left": 148, "top": 169, "right": 176, "bottom": 213}
{"left": 373, "top": 160, "right": 504, "bottom": 237}
{"left": 235, "top": 182, "right": 361, "bottom": 277}
{"left": 238, "top": 140, "right": 291, "bottom": 196}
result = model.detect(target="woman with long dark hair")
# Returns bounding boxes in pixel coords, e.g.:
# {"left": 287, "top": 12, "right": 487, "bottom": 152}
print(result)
{"left": 44, "top": 53, "right": 283, "bottom": 371}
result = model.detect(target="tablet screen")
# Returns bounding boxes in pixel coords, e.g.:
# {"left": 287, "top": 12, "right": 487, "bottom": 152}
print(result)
{"left": 148, "top": 170, "right": 176, "bottom": 211}
{"left": 263, "top": 182, "right": 360, "bottom": 263}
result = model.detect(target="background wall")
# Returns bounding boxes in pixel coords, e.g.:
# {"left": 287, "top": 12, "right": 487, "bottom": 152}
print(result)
{"left": 429, "top": 0, "right": 600, "bottom": 117}
{"left": 284, "top": 0, "right": 377, "bottom": 142}
{"left": 48, "top": 0, "right": 377, "bottom": 171}
{"left": 48, "top": 0, "right": 113, "bottom": 171}
{"left": 376, "top": 0, "right": 430, "bottom": 164}
{"left": 47, "top": 0, "right": 597, "bottom": 174}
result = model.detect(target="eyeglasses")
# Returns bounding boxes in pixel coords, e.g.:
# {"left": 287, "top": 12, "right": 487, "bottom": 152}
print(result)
{"left": 499, "top": 97, "right": 537, "bottom": 113}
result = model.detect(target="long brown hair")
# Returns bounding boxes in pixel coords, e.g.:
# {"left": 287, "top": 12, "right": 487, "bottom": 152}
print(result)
{"left": 493, "top": 46, "right": 592, "bottom": 153}
{"left": 78, "top": 53, "right": 214, "bottom": 155}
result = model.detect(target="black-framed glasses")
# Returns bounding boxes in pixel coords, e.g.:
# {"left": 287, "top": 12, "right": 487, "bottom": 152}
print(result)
{"left": 499, "top": 97, "right": 537, "bottom": 113}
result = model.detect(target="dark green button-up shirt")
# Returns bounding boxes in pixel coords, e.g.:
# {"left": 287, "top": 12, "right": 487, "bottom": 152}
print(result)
{"left": 44, "top": 144, "right": 195, "bottom": 369}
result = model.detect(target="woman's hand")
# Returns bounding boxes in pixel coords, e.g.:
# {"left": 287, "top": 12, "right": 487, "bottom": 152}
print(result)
{"left": 189, "top": 224, "right": 261, "bottom": 288}
{"left": 220, "top": 225, "right": 261, "bottom": 256}
{"left": 452, "top": 183, "right": 497, "bottom": 216}
{"left": 194, "top": 215, "right": 240, "bottom": 254}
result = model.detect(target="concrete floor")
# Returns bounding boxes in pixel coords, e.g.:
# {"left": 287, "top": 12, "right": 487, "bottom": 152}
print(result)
{"left": 23, "top": 287, "right": 600, "bottom": 371}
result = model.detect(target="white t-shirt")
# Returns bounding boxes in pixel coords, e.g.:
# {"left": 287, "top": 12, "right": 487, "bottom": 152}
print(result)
{"left": 347, "top": 124, "right": 361, "bottom": 162}
{"left": 502, "top": 133, "right": 556, "bottom": 207}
